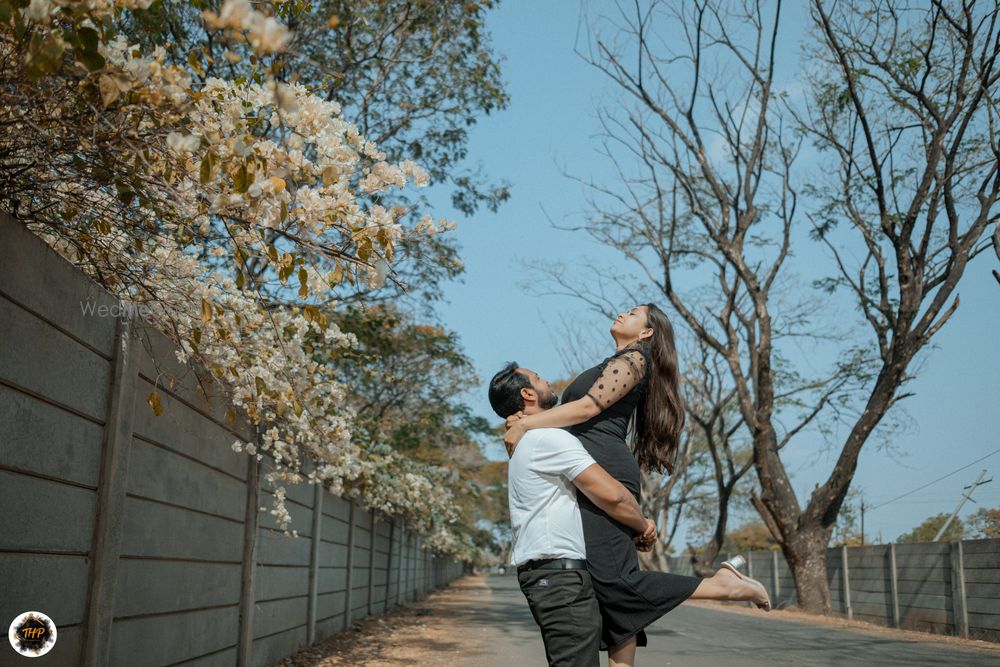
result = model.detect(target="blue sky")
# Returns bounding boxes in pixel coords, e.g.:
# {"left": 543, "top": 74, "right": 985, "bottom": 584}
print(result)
{"left": 420, "top": 0, "right": 1000, "bottom": 545}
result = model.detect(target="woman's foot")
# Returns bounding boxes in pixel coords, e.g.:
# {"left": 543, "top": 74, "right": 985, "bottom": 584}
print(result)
{"left": 715, "top": 563, "right": 771, "bottom": 611}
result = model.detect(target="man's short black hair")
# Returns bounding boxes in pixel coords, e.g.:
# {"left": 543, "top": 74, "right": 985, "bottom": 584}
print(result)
{"left": 488, "top": 361, "right": 532, "bottom": 418}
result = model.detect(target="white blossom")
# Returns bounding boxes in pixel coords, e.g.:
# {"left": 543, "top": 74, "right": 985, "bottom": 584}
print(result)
{"left": 13, "top": 0, "right": 468, "bottom": 559}
{"left": 23, "top": 0, "right": 52, "bottom": 23}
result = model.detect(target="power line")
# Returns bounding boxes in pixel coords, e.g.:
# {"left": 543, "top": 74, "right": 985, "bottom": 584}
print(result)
{"left": 869, "top": 447, "right": 1000, "bottom": 512}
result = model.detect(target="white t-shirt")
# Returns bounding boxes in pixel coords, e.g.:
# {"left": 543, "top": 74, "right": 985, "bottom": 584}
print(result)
{"left": 507, "top": 427, "right": 597, "bottom": 566}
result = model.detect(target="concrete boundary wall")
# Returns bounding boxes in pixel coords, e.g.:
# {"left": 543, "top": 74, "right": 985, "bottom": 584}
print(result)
{"left": 663, "top": 538, "right": 1000, "bottom": 642}
{"left": 0, "top": 216, "right": 465, "bottom": 666}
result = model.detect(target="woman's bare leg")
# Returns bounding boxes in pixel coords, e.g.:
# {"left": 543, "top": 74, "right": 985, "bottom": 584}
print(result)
{"left": 605, "top": 568, "right": 766, "bottom": 667}
{"left": 608, "top": 635, "right": 637, "bottom": 667}
{"left": 689, "top": 566, "right": 769, "bottom": 607}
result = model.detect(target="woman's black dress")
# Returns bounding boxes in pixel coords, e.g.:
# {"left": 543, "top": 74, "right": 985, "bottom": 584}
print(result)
{"left": 561, "top": 344, "right": 701, "bottom": 650}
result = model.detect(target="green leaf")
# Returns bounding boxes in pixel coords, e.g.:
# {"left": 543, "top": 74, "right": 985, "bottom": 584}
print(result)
{"left": 298, "top": 267, "right": 308, "bottom": 298}
{"left": 188, "top": 50, "right": 202, "bottom": 75}
{"left": 329, "top": 263, "right": 343, "bottom": 286}
{"left": 115, "top": 181, "right": 134, "bottom": 206}
{"left": 26, "top": 32, "right": 66, "bottom": 81}
{"left": 91, "top": 165, "right": 112, "bottom": 185}
{"left": 100, "top": 13, "right": 116, "bottom": 41}
{"left": 78, "top": 26, "right": 99, "bottom": 52}
{"left": 199, "top": 153, "right": 212, "bottom": 184}
{"left": 79, "top": 50, "right": 105, "bottom": 71}
{"left": 233, "top": 164, "right": 248, "bottom": 193}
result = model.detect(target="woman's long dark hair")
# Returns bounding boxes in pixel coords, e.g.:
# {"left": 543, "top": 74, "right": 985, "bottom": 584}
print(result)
{"left": 632, "top": 303, "right": 685, "bottom": 475}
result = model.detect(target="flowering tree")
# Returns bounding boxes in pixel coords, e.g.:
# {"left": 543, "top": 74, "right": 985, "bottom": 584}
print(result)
{"left": 119, "top": 0, "right": 509, "bottom": 307}
{"left": 0, "top": 0, "right": 473, "bottom": 555}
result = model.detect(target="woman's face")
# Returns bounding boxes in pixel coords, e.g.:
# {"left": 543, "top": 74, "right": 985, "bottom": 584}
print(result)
{"left": 611, "top": 305, "right": 652, "bottom": 341}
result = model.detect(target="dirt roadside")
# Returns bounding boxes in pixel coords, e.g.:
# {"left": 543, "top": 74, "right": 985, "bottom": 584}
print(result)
{"left": 270, "top": 576, "right": 496, "bottom": 667}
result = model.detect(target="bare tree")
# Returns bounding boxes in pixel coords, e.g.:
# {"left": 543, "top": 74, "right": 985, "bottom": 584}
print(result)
{"left": 638, "top": 341, "right": 759, "bottom": 575}
{"left": 637, "top": 431, "right": 699, "bottom": 570}
{"left": 576, "top": 0, "right": 999, "bottom": 612}
{"left": 682, "top": 340, "right": 758, "bottom": 575}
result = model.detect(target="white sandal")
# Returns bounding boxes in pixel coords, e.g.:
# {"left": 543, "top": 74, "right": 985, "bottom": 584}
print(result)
{"left": 720, "top": 555, "right": 771, "bottom": 611}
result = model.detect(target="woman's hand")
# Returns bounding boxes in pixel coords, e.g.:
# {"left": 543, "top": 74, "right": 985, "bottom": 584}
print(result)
{"left": 503, "top": 420, "right": 527, "bottom": 452}
{"left": 505, "top": 411, "right": 525, "bottom": 431}
{"left": 634, "top": 519, "right": 657, "bottom": 552}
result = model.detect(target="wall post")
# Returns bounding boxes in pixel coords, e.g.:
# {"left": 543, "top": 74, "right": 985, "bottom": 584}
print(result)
{"left": 385, "top": 520, "right": 395, "bottom": 612}
{"left": 367, "top": 512, "right": 377, "bottom": 616}
{"left": 771, "top": 550, "right": 780, "bottom": 603}
{"left": 889, "top": 543, "right": 901, "bottom": 629}
{"left": 411, "top": 536, "right": 419, "bottom": 599}
{"left": 950, "top": 541, "right": 969, "bottom": 638}
{"left": 83, "top": 317, "right": 140, "bottom": 667}
{"left": 344, "top": 500, "right": 356, "bottom": 629}
{"left": 306, "top": 482, "right": 323, "bottom": 645}
{"left": 236, "top": 445, "right": 261, "bottom": 667}
{"left": 841, "top": 544, "right": 852, "bottom": 620}
{"left": 396, "top": 525, "right": 406, "bottom": 606}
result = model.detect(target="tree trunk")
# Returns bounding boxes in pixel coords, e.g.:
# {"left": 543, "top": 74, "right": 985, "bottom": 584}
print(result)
{"left": 691, "top": 543, "right": 721, "bottom": 577}
{"left": 691, "top": 485, "right": 731, "bottom": 576}
{"left": 782, "top": 527, "right": 834, "bottom": 613}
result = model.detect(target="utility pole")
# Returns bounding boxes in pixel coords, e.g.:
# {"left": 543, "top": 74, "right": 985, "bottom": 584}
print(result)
{"left": 933, "top": 469, "right": 993, "bottom": 542}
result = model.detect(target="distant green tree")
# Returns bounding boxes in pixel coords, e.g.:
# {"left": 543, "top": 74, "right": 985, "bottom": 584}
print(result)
{"left": 967, "top": 508, "right": 1000, "bottom": 539}
{"left": 722, "top": 521, "right": 778, "bottom": 552}
{"left": 898, "top": 514, "right": 965, "bottom": 543}
{"left": 326, "top": 304, "right": 510, "bottom": 559}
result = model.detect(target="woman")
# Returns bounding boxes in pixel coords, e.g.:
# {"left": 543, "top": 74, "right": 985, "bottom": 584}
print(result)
{"left": 504, "top": 304, "right": 769, "bottom": 667}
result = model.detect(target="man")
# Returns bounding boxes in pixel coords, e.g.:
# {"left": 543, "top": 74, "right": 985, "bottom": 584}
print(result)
{"left": 488, "top": 362, "right": 656, "bottom": 667}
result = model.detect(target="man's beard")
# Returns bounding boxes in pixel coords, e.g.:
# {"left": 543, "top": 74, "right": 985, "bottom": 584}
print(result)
{"left": 539, "top": 388, "right": 559, "bottom": 410}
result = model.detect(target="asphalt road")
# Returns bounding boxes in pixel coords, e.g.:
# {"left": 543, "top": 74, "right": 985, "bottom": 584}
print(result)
{"left": 453, "top": 575, "right": 1000, "bottom": 667}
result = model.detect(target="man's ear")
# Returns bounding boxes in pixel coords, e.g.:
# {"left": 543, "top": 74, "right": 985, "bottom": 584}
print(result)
{"left": 520, "top": 386, "right": 537, "bottom": 406}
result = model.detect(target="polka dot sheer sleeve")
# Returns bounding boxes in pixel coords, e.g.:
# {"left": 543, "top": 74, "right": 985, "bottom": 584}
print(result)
{"left": 584, "top": 349, "right": 647, "bottom": 411}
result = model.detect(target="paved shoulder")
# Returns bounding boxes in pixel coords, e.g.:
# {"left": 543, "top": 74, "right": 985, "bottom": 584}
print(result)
{"left": 638, "top": 598, "right": 1000, "bottom": 666}
{"left": 478, "top": 575, "right": 1000, "bottom": 666}
{"left": 277, "top": 575, "right": 1000, "bottom": 666}
{"left": 449, "top": 574, "right": 546, "bottom": 666}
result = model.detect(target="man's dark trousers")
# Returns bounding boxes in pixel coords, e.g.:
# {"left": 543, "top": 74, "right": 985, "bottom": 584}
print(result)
{"left": 517, "top": 565, "right": 600, "bottom": 667}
